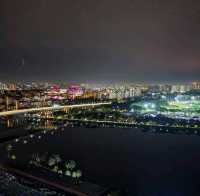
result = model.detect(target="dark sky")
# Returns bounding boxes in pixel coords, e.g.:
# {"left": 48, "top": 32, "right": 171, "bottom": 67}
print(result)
{"left": 0, "top": 0, "right": 200, "bottom": 83}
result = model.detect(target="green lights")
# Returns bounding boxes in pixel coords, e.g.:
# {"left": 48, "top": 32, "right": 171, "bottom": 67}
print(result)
{"left": 130, "top": 95, "right": 200, "bottom": 117}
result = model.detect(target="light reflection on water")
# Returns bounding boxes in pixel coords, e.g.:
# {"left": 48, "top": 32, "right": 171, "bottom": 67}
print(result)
{"left": 1, "top": 127, "right": 200, "bottom": 196}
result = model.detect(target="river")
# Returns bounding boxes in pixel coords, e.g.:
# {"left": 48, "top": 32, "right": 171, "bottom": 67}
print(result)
{"left": 1, "top": 128, "right": 200, "bottom": 195}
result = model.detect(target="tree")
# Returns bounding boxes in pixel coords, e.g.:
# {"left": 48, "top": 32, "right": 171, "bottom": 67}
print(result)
{"left": 72, "top": 171, "right": 77, "bottom": 178}
{"left": 31, "top": 153, "right": 41, "bottom": 166}
{"left": 48, "top": 157, "right": 56, "bottom": 167}
{"left": 52, "top": 154, "right": 62, "bottom": 164}
{"left": 65, "top": 170, "right": 71, "bottom": 176}
{"left": 6, "top": 144, "right": 13, "bottom": 158}
{"left": 76, "top": 170, "right": 82, "bottom": 178}
{"left": 58, "top": 170, "right": 63, "bottom": 175}
{"left": 6, "top": 144, "right": 12, "bottom": 151}
{"left": 52, "top": 165, "right": 59, "bottom": 173}
{"left": 65, "top": 160, "right": 76, "bottom": 170}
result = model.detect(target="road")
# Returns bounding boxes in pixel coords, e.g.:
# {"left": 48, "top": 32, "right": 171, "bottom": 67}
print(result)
{"left": 0, "top": 102, "right": 111, "bottom": 117}
{"left": 0, "top": 165, "right": 87, "bottom": 196}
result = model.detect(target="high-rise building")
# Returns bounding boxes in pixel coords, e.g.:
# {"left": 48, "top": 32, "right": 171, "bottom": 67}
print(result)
{"left": 0, "top": 82, "right": 8, "bottom": 90}
{"left": 192, "top": 81, "right": 200, "bottom": 90}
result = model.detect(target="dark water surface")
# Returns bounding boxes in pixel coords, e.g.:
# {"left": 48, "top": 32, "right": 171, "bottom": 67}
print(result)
{"left": 2, "top": 128, "right": 200, "bottom": 196}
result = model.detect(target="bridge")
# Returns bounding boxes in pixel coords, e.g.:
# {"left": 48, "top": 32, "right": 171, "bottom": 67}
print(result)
{"left": 0, "top": 102, "right": 111, "bottom": 117}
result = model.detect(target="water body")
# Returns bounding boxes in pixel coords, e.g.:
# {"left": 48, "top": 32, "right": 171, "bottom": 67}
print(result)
{"left": 1, "top": 128, "right": 200, "bottom": 196}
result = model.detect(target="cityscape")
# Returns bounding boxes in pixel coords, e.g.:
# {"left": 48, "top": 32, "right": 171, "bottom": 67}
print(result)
{"left": 1, "top": 0, "right": 200, "bottom": 195}
{"left": 0, "top": 81, "right": 200, "bottom": 195}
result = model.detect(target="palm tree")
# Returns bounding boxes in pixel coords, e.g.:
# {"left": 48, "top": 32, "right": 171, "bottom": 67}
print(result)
{"left": 72, "top": 171, "right": 77, "bottom": 178}
{"left": 76, "top": 170, "right": 82, "bottom": 179}
{"left": 48, "top": 154, "right": 62, "bottom": 168}
{"left": 6, "top": 144, "right": 12, "bottom": 158}
{"left": 65, "top": 170, "right": 71, "bottom": 176}
{"left": 71, "top": 170, "right": 82, "bottom": 184}
{"left": 58, "top": 170, "right": 63, "bottom": 175}
{"left": 52, "top": 154, "right": 62, "bottom": 164}
{"left": 48, "top": 154, "right": 63, "bottom": 174}
{"left": 31, "top": 153, "right": 41, "bottom": 166}
{"left": 6, "top": 144, "right": 12, "bottom": 151}
{"left": 48, "top": 157, "right": 56, "bottom": 167}
{"left": 52, "top": 165, "right": 59, "bottom": 173}
{"left": 68, "top": 160, "right": 76, "bottom": 170}
{"left": 65, "top": 162, "right": 70, "bottom": 170}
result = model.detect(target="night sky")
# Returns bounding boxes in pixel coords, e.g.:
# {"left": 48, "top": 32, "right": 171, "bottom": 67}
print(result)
{"left": 0, "top": 0, "right": 200, "bottom": 83}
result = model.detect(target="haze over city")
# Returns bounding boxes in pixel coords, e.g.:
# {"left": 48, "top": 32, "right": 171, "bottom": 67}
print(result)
{"left": 1, "top": 0, "right": 200, "bottom": 82}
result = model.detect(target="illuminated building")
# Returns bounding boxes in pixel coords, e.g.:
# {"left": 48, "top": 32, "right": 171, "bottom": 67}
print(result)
{"left": 67, "top": 85, "right": 83, "bottom": 99}
{"left": 192, "top": 81, "right": 200, "bottom": 90}
{"left": 0, "top": 82, "right": 8, "bottom": 90}
{"left": 171, "top": 85, "right": 191, "bottom": 93}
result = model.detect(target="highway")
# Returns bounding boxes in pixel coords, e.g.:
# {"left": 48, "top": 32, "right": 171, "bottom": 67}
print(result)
{"left": 0, "top": 102, "right": 111, "bottom": 117}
